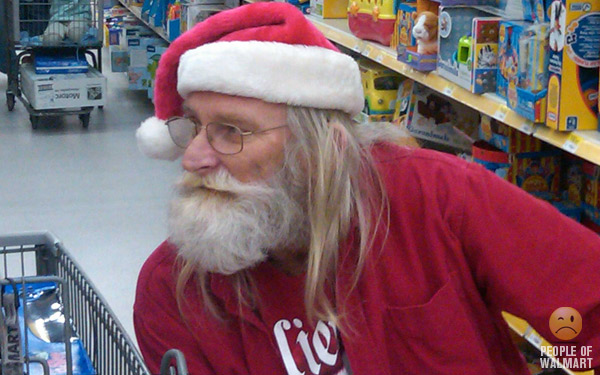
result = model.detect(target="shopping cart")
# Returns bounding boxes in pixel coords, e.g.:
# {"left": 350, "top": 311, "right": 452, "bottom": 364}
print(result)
{"left": 2, "top": 0, "right": 105, "bottom": 129}
{"left": 0, "top": 231, "right": 188, "bottom": 375}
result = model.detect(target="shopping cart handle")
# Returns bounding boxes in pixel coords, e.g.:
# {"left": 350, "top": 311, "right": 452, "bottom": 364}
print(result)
{"left": 160, "top": 349, "right": 189, "bottom": 375}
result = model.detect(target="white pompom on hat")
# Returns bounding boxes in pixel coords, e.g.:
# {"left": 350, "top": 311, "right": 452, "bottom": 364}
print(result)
{"left": 136, "top": 2, "right": 364, "bottom": 160}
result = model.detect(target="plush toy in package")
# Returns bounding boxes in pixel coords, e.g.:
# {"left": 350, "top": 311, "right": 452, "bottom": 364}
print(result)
{"left": 2, "top": 282, "right": 95, "bottom": 375}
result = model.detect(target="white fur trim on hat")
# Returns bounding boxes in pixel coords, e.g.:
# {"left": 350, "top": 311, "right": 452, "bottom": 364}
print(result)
{"left": 177, "top": 41, "right": 364, "bottom": 115}
{"left": 136, "top": 116, "right": 184, "bottom": 161}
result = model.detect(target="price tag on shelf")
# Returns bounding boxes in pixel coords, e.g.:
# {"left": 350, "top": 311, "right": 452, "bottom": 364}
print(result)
{"left": 525, "top": 330, "right": 543, "bottom": 348}
{"left": 363, "top": 45, "right": 372, "bottom": 57}
{"left": 375, "top": 54, "right": 384, "bottom": 63}
{"left": 443, "top": 85, "right": 455, "bottom": 97}
{"left": 562, "top": 133, "right": 583, "bottom": 154}
{"left": 352, "top": 42, "right": 362, "bottom": 53}
{"left": 520, "top": 120, "right": 534, "bottom": 135}
{"left": 493, "top": 105, "right": 509, "bottom": 122}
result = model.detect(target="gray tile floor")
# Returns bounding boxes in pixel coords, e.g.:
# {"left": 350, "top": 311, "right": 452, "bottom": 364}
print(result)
{"left": 0, "top": 53, "right": 180, "bottom": 344}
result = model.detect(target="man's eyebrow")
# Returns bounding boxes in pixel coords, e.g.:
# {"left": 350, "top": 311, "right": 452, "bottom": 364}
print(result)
{"left": 181, "top": 104, "right": 195, "bottom": 115}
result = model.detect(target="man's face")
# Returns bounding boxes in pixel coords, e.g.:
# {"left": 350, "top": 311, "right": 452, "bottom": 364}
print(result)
{"left": 181, "top": 91, "right": 291, "bottom": 183}
{"left": 169, "top": 92, "right": 309, "bottom": 274}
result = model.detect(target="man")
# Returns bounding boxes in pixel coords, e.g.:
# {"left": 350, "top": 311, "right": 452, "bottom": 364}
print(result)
{"left": 134, "top": 3, "right": 600, "bottom": 374}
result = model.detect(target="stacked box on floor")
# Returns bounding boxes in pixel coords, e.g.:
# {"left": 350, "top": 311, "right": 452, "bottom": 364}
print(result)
{"left": 20, "top": 64, "right": 107, "bottom": 110}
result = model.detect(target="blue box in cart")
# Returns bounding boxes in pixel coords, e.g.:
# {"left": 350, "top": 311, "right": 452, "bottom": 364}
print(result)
{"left": 2, "top": 282, "right": 95, "bottom": 375}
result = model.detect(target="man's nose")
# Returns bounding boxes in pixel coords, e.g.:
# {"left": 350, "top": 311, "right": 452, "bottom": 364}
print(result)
{"left": 181, "top": 131, "right": 220, "bottom": 175}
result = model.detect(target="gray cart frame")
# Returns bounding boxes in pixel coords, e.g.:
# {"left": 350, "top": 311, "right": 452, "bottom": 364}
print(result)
{"left": 0, "top": 231, "right": 187, "bottom": 375}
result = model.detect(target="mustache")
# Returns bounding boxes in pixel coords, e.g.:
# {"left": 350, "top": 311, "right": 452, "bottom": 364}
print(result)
{"left": 176, "top": 170, "right": 278, "bottom": 199}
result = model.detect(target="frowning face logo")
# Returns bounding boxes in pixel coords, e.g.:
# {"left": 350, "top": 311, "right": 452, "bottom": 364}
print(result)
{"left": 549, "top": 307, "right": 582, "bottom": 341}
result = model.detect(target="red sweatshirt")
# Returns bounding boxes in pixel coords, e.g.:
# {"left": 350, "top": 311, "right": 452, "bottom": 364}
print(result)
{"left": 134, "top": 145, "right": 600, "bottom": 374}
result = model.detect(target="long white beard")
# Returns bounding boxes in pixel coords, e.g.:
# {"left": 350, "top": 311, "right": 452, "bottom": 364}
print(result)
{"left": 168, "top": 168, "right": 309, "bottom": 275}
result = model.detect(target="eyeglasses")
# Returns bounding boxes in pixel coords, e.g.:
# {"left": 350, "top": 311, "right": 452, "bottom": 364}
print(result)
{"left": 166, "top": 117, "right": 288, "bottom": 155}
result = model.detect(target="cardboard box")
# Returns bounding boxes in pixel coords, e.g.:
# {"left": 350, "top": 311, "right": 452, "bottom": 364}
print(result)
{"left": 400, "top": 82, "right": 480, "bottom": 151}
{"left": 437, "top": 6, "right": 500, "bottom": 93}
{"left": 21, "top": 64, "right": 107, "bottom": 110}
{"left": 497, "top": 20, "right": 549, "bottom": 123}
{"left": 181, "top": 3, "right": 227, "bottom": 32}
{"left": 545, "top": 0, "right": 600, "bottom": 131}
{"left": 479, "top": 115, "right": 542, "bottom": 153}
{"left": 311, "top": 0, "right": 347, "bottom": 18}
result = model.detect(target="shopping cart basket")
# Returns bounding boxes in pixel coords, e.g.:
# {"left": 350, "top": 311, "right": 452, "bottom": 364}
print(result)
{"left": 2, "top": 0, "right": 105, "bottom": 129}
{"left": 0, "top": 231, "right": 188, "bottom": 375}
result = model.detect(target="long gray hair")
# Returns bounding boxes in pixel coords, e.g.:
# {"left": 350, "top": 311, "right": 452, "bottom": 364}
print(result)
{"left": 175, "top": 106, "right": 409, "bottom": 332}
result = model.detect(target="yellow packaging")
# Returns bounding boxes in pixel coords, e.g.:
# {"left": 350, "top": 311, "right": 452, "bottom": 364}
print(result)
{"left": 545, "top": 0, "right": 600, "bottom": 131}
{"left": 311, "top": 0, "right": 348, "bottom": 18}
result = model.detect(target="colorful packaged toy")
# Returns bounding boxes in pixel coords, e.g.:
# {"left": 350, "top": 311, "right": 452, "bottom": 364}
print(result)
{"left": 393, "top": 2, "right": 417, "bottom": 50}
{"left": 311, "top": 0, "right": 347, "bottom": 18}
{"left": 560, "top": 153, "right": 583, "bottom": 206}
{"left": 437, "top": 6, "right": 500, "bottom": 93}
{"left": 508, "top": 150, "right": 561, "bottom": 201}
{"left": 348, "top": 0, "right": 397, "bottom": 46}
{"left": 478, "top": 115, "right": 542, "bottom": 153}
{"left": 359, "top": 58, "right": 403, "bottom": 121}
{"left": 392, "top": 79, "right": 414, "bottom": 126}
{"left": 497, "top": 20, "right": 550, "bottom": 122}
{"left": 545, "top": 0, "right": 600, "bottom": 131}
{"left": 583, "top": 161, "right": 600, "bottom": 225}
{"left": 400, "top": 82, "right": 480, "bottom": 150}
{"left": 395, "top": 0, "right": 439, "bottom": 71}
{"left": 472, "top": 140, "right": 511, "bottom": 179}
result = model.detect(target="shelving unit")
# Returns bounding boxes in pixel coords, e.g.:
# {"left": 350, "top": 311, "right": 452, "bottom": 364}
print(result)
{"left": 307, "top": 16, "right": 600, "bottom": 166}
{"left": 117, "top": 0, "right": 170, "bottom": 42}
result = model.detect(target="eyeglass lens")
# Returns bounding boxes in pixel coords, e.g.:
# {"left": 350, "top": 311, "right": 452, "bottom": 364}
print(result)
{"left": 167, "top": 118, "right": 244, "bottom": 155}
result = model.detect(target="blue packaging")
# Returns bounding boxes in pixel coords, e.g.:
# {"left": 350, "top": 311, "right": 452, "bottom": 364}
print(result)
{"left": 3, "top": 282, "right": 95, "bottom": 375}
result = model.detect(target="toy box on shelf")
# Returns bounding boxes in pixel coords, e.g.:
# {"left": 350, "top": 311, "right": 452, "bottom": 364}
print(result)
{"left": 395, "top": 81, "right": 480, "bottom": 151}
{"left": 521, "top": 0, "right": 550, "bottom": 22}
{"left": 359, "top": 58, "right": 403, "bottom": 121}
{"left": 509, "top": 149, "right": 562, "bottom": 201}
{"left": 146, "top": 44, "right": 168, "bottom": 101}
{"left": 479, "top": 115, "right": 542, "bottom": 153}
{"left": 181, "top": 0, "right": 227, "bottom": 32}
{"left": 395, "top": 0, "right": 440, "bottom": 71}
{"left": 497, "top": 20, "right": 550, "bottom": 123}
{"left": 166, "top": 1, "right": 182, "bottom": 41}
{"left": 311, "top": 0, "right": 347, "bottom": 18}
{"left": 437, "top": 6, "right": 501, "bottom": 94}
{"left": 287, "top": 0, "right": 311, "bottom": 14}
{"left": 348, "top": 0, "right": 397, "bottom": 46}
{"left": 583, "top": 161, "right": 600, "bottom": 226}
{"left": 545, "top": 0, "right": 600, "bottom": 131}
{"left": 472, "top": 140, "right": 511, "bottom": 178}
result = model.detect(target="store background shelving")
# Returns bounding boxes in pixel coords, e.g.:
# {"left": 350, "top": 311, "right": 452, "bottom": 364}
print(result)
{"left": 308, "top": 16, "right": 600, "bottom": 167}
{"left": 114, "top": 2, "right": 600, "bottom": 166}
{"left": 112, "top": 2, "right": 598, "bottom": 373}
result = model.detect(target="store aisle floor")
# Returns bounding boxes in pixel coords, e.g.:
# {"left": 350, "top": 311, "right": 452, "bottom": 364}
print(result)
{"left": 0, "top": 53, "right": 180, "bottom": 344}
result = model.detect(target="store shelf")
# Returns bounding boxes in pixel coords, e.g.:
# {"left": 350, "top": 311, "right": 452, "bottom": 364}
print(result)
{"left": 307, "top": 16, "right": 600, "bottom": 166}
{"left": 503, "top": 312, "right": 594, "bottom": 375}
{"left": 117, "top": 0, "right": 170, "bottom": 43}
{"left": 112, "top": 2, "right": 600, "bottom": 166}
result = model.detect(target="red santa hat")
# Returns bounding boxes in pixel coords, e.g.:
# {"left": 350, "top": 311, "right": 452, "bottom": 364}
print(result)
{"left": 136, "top": 2, "right": 364, "bottom": 160}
